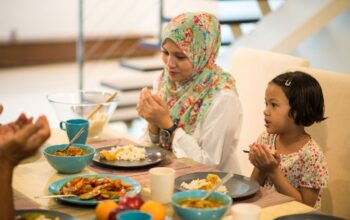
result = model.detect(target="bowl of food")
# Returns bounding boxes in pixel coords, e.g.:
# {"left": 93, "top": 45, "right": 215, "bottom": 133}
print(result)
{"left": 43, "top": 143, "right": 95, "bottom": 174}
{"left": 47, "top": 91, "right": 119, "bottom": 139}
{"left": 172, "top": 190, "right": 232, "bottom": 220}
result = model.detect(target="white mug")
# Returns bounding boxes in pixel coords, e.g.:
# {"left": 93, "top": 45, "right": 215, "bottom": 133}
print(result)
{"left": 149, "top": 167, "right": 175, "bottom": 204}
{"left": 231, "top": 203, "right": 261, "bottom": 220}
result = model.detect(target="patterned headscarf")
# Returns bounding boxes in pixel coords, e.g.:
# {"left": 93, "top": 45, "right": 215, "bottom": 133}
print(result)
{"left": 156, "top": 12, "right": 237, "bottom": 134}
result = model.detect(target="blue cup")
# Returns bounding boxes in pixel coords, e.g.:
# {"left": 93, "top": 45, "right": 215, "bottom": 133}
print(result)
{"left": 60, "top": 119, "right": 89, "bottom": 144}
{"left": 117, "top": 210, "right": 153, "bottom": 220}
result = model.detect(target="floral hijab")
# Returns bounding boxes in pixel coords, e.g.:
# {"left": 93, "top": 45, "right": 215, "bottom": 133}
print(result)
{"left": 156, "top": 12, "right": 237, "bottom": 134}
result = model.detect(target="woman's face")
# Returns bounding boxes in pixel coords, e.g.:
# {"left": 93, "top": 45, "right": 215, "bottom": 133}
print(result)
{"left": 161, "top": 39, "right": 193, "bottom": 84}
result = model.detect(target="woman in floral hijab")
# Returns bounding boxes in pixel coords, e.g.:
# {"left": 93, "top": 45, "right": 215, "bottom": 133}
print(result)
{"left": 137, "top": 12, "right": 242, "bottom": 172}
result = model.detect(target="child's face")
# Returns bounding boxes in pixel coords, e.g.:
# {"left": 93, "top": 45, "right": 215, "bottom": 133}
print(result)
{"left": 264, "top": 83, "right": 295, "bottom": 134}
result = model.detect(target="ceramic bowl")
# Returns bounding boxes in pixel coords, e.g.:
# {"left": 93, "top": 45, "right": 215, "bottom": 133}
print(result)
{"left": 43, "top": 143, "right": 95, "bottom": 174}
{"left": 172, "top": 190, "right": 232, "bottom": 220}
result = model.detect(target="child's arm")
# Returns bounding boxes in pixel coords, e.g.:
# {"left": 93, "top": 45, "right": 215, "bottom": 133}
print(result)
{"left": 253, "top": 144, "right": 319, "bottom": 207}
{"left": 250, "top": 167, "right": 267, "bottom": 186}
{"left": 268, "top": 169, "right": 319, "bottom": 206}
{"left": 299, "top": 187, "right": 320, "bottom": 206}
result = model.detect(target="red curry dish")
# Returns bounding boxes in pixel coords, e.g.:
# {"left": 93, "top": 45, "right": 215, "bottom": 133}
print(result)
{"left": 60, "top": 176, "right": 132, "bottom": 200}
{"left": 51, "top": 146, "right": 88, "bottom": 156}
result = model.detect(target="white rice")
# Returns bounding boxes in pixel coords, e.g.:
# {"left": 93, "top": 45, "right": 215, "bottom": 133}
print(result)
{"left": 110, "top": 145, "right": 146, "bottom": 161}
{"left": 180, "top": 178, "right": 228, "bottom": 194}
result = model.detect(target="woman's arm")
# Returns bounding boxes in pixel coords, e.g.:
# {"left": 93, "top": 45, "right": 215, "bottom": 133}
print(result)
{"left": 172, "top": 91, "right": 242, "bottom": 170}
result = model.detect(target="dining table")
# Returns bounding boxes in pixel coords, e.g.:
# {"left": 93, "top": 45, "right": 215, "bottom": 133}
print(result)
{"left": 13, "top": 127, "right": 316, "bottom": 220}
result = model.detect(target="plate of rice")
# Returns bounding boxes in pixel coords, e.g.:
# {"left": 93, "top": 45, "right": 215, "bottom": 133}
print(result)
{"left": 93, "top": 145, "right": 166, "bottom": 168}
{"left": 175, "top": 172, "right": 260, "bottom": 199}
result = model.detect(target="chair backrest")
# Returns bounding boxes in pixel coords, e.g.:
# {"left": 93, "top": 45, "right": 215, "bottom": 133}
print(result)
{"left": 230, "top": 48, "right": 309, "bottom": 175}
{"left": 288, "top": 66, "right": 350, "bottom": 219}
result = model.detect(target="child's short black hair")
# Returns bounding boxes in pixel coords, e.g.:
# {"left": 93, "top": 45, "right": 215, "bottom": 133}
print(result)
{"left": 270, "top": 71, "right": 326, "bottom": 126}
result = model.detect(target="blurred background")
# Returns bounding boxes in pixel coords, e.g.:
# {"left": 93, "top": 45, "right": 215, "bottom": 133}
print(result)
{"left": 0, "top": 0, "right": 349, "bottom": 138}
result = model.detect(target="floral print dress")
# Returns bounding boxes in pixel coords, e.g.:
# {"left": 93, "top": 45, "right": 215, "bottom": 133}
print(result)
{"left": 256, "top": 131, "right": 329, "bottom": 209}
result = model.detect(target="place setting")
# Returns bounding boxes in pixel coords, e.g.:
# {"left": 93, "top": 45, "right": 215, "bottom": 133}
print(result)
{"left": 175, "top": 171, "right": 260, "bottom": 200}
{"left": 92, "top": 144, "right": 166, "bottom": 169}
{"left": 86, "top": 139, "right": 191, "bottom": 178}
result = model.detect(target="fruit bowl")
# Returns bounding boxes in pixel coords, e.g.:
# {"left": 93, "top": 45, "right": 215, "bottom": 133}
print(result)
{"left": 47, "top": 91, "right": 119, "bottom": 138}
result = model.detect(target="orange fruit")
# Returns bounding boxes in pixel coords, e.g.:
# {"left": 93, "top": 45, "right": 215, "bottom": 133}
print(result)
{"left": 95, "top": 199, "right": 118, "bottom": 220}
{"left": 140, "top": 200, "right": 166, "bottom": 220}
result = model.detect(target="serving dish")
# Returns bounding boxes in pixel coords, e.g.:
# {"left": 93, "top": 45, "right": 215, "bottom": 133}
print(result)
{"left": 48, "top": 174, "right": 141, "bottom": 205}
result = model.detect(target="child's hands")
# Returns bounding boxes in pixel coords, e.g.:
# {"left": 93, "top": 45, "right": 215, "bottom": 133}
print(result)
{"left": 248, "top": 143, "right": 281, "bottom": 174}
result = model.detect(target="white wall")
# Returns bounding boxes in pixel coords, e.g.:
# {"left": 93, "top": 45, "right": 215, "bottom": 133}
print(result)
{"left": 292, "top": 8, "right": 350, "bottom": 73}
{"left": 0, "top": 0, "right": 79, "bottom": 40}
{"left": 0, "top": 0, "right": 159, "bottom": 40}
{"left": 0, "top": 0, "right": 224, "bottom": 40}
{"left": 0, "top": 0, "right": 274, "bottom": 41}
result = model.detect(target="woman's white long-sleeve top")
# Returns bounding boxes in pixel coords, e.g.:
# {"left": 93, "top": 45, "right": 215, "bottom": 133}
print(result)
{"left": 144, "top": 90, "right": 242, "bottom": 172}
{"left": 172, "top": 90, "right": 242, "bottom": 172}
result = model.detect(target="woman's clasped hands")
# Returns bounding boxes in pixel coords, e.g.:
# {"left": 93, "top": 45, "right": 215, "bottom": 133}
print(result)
{"left": 136, "top": 88, "right": 173, "bottom": 130}
{"left": 248, "top": 143, "right": 281, "bottom": 174}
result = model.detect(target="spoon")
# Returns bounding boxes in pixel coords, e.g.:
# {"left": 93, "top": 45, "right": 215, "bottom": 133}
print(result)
{"left": 201, "top": 172, "right": 234, "bottom": 201}
{"left": 57, "top": 127, "right": 85, "bottom": 152}
{"left": 34, "top": 194, "right": 77, "bottom": 199}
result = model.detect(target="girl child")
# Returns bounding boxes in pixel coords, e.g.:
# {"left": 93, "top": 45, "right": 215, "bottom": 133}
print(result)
{"left": 248, "top": 71, "right": 329, "bottom": 208}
